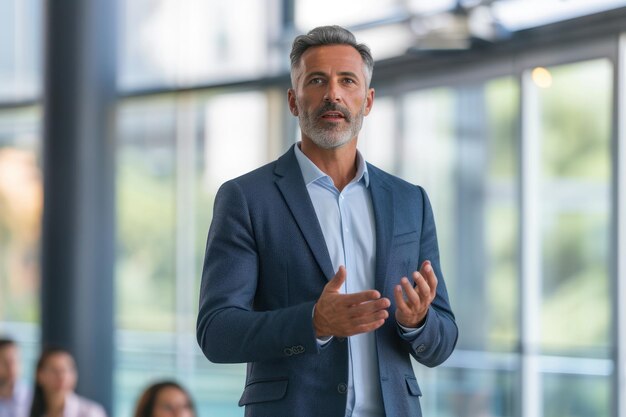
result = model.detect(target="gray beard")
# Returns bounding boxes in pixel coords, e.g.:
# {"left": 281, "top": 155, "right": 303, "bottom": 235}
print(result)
{"left": 298, "top": 102, "right": 365, "bottom": 150}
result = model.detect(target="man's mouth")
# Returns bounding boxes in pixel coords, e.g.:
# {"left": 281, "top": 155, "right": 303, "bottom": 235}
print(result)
{"left": 320, "top": 111, "right": 345, "bottom": 121}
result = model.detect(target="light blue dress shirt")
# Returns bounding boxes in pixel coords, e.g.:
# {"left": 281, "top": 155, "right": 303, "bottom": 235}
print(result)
{"left": 0, "top": 383, "right": 30, "bottom": 417}
{"left": 294, "top": 143, "right": 384, "bottom": 417}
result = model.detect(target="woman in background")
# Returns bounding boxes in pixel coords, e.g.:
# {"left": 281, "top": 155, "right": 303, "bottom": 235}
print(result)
{"left": 29, "top": 348, "right": 106, "bottom": 417}
{"left": 133, "top": 381, "right": 195, "bottom": 417}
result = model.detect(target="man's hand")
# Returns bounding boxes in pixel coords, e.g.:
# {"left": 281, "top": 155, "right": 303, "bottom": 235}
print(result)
{"left": 394, "top": 260, "right": 438, "bottom": 328}
{"left": 313, "top": 266, "right": 390, "bottom": 338}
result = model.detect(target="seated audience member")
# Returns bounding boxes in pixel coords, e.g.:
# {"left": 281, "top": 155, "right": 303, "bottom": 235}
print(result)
{"left": 29, "top": 347, "right": 107, "bottom": 417}
{"left": 0, "top": 338, "right": 30, "bottom": 417}
{"left": 133, "top": 381, "right": 195, "bottom": 417}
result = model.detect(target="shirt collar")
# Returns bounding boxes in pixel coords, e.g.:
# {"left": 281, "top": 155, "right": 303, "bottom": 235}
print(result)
{"left": 293, "top": 142, "right": 370, "bottom": 188}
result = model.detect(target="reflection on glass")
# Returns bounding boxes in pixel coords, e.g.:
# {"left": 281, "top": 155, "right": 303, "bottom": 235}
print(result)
{"left": 114, "top": 95, "right": 180, "bottom": 415}
{"left": 401, "top": 79, "right": 520, "bottom": 415}
{"left": 203, "top": 92, "right": 269, "bottom": 194}
{"left": 116, "top": 97, "right": 177, "bottom": 332}
{"left": 194, "top": 90, "right": 272, "bottom": 417}
{"left": 543, "top": 373, "right": 609, "bottom": 417}
{"left": 119, "top": 0, "right": 270, "bottom": 90}
{"left": 0, "top": 0, "right": 42, "bottom": 100}
{"left": 296, "top": 0, "right": 400, "bottom": 29}
{"left": 195, "top": 90, "right": 271, "bottom": 309}
{"left": 115, "top": 93, "right": 258, "bottom": 417}
{"left": 401, "top": 87, "right": 456, "bottom": 330}
{"left": 485, "top": 77, "right": 519, "bottom": 352}
{"left": 535, "top": 59, "right": 612, "bottom": 358}
{"left": 416, "top": 365, "right": 517, "bottom": 417}
{"left": 359, "top": 96, "right": 396, "bottom": 173}
{"left": 0, "top": 108, "right": 41, "bottom": 324}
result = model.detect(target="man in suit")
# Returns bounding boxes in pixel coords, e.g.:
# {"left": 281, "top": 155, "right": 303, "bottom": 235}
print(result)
{"left": 197, "top": 25, "right": 458, "bottom": 417}
{"left": 0, "top": 338, "right": 30, "bottom": 417}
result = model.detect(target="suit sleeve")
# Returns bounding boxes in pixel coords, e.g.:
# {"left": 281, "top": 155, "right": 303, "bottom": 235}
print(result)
{"left": 196, "top": 180, "right": 320, "bottom": 363}
{"left": 398, "top": 186, "right": 458, "bottom": 367}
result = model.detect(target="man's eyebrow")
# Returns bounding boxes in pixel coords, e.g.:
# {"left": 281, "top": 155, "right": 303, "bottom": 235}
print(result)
{"left": 337, "top": 71, "right": 359, "bottom": 78}
{"left": 304, "top": 71, "right": 328, "bottom": 79}
{"left": 304, "top": 71, "right": 360, "bottom": 79}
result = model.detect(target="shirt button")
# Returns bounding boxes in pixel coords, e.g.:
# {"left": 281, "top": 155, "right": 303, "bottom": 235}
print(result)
{"left": 337, "top": 383, "right": 347, "bottom": 394}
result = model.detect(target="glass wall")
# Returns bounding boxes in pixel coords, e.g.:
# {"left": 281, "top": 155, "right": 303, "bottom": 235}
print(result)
{"left": 532, "top": 59, "right": 613, "bottom": 417}
{"left": 0, "top": 1, "right": 625, "bottom": 417}
{"left": 118, "top": 0, "right": 278, "bottom": 91}
{"left": 0, "top": 0, "right": 42, "bottom": 101}
{"left": 114, "top": 90, "right": 278, "bottom": 416}
{"left": 0, "top": 106, "right": 41, "bottom": 384}
{"left": 400, "top": 77, "right": 520, "bottom": 417}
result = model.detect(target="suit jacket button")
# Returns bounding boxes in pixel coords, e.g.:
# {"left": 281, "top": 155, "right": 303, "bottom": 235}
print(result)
{"left": 337, "top": 383, "right": 347, "bottom": 394}
{"left": 284, "top": 347, "right": 293, "bottom": 356}
{"left": 417, "top": 344, "right": 426, "bottom": 353}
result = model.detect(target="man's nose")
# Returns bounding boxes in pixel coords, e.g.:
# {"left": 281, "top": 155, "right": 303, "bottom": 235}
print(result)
{"left": 323, "top": 81, "right": 341, "bottom": 102}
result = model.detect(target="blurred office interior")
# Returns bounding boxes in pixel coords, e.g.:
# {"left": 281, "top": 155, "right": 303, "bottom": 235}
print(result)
{"left": 1, "top": 0, "right": 626, "bottom": 416}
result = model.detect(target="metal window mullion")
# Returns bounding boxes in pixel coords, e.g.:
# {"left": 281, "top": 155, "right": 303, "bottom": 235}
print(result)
{"left": 175, "top": 93, "right": 198, "bottom": 377}
{"left": 614, "top": 32, "right": 626, "bottom": 417}
{"left": 520, "top": 69, "right": 543, "bottom": 417}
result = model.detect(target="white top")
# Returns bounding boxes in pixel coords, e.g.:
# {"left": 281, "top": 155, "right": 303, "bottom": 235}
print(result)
{"left": 55, "top": 393, "right": 107, "bottom": 417}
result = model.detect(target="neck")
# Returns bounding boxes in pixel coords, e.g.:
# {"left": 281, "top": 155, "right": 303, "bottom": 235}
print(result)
{"left": 0, "top": 381, "right": 15, "bottom": 399}
{"left": 300, "top": 138, "right": 358, "bottom": 191}
{"left": 45, "top": 392, "right": 66, "bottom": 415}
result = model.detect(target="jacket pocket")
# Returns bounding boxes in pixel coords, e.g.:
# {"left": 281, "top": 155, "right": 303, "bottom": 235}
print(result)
{"left": 238, "top": 378, "right": 289, "bottom": 406}
{"left": 393, "top": 231, "right": 418, "bottom": 246}
{"left": 405, "top": 376, "right": 422, "bottom": 397}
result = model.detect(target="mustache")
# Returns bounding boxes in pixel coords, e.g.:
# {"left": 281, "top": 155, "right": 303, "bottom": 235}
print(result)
{"left": 315, "top": 102, "right": 351, "bottom": 122}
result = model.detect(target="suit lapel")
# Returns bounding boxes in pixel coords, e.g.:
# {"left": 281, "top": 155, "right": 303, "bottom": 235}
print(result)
{"left": 368, "top": 165, "right": 395, "bottom": 292}
{"left": 274, "top": 146, "right": 335, "bottom": 281}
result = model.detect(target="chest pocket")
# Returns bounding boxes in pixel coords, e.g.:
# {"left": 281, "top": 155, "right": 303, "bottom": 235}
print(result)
{"left": 393, "top": 230, "right": 418, "bottom": 246}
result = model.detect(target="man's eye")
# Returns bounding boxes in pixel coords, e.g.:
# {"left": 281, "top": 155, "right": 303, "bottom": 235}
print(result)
{"left": 343, "top": 78, "right": 356, "bottom": 84}
{"left": 309, "top": 78, "right": 324, "bottom": 84}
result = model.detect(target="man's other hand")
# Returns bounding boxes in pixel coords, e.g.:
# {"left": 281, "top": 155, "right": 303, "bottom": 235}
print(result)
{"left": 313, "top": 266, "right": 390, "bottom": 338}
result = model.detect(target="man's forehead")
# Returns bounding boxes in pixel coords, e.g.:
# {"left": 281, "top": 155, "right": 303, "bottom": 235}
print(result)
{"left": 299, "top": 44, "right": 365, "bottom": 73}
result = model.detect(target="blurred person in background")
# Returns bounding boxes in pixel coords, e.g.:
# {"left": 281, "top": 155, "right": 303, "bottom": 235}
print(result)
{"left": 133, "top": 381, "right": 195, "bottom": 417}
{"left": 28, "top": 348, "right": 106, "bottom": 417}
{"left": 0, "top": 338, "right": 30, "bottom": 417}
{"left": 197, "top": 25, "right": 457, "bottom": 417}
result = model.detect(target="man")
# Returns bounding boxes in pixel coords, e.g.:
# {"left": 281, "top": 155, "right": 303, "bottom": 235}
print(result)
{"left": 0, "top": 338, "right": 30, "bottom": 417}
{"left": 197, "top": 25, "right": 458, "bottom": 417}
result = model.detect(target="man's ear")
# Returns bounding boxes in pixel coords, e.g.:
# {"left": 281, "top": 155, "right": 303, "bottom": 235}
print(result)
{"left": 363, "top": 88, "right": 375, "bottom": 116}
{"left": 287, "top": 89, "right": 299, "bottom": 116}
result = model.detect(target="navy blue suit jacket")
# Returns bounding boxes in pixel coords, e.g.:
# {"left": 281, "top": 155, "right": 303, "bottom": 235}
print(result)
{"left": 197, "top": 145, "right": 458, "bottom": 417}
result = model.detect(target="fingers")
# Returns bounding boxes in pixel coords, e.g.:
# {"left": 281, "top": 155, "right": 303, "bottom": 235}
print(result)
{"left": 314, "top": 296, "right": 390, "bottom": 338}
{"left": 420, "top": 260, "right": 438, "bottom": 299}
{"left": 393, "top": 282, "right": 411, "bottom": 313}
{"left": 353, "top": 319, "right": 387, "bottom": 334}
{"left": 404, "top": 275, "right": 423, "bottom": 305}
{"left": 394, "top": 262, "right": 439, "bottom": 328}
{"left": 325, "top": 266, "right": 382, "bottom": 304}
{"left": 314, "top": 266, "right": 391, "bottom": 337}
{"left": 411, "top": 271, "right": 430, "bottom": 300}
{"left": 325, "top": 265, "right": 347, "bottom": 292}
{"left": 349, "top": 297, "right": 390, "bottom": 317}
{"left": 342, "top": 290, "right": 383, "bottom": 306}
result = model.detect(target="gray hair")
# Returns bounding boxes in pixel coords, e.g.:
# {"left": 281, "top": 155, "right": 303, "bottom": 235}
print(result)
{"left": 289, "top": 25, "right": 374, "bottom": 87}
